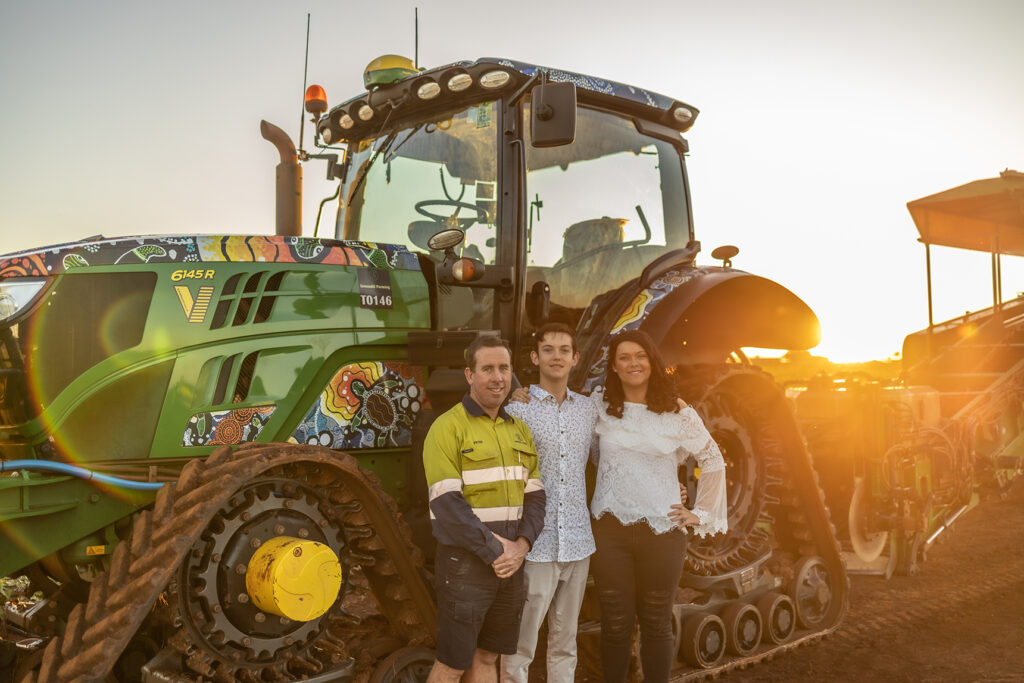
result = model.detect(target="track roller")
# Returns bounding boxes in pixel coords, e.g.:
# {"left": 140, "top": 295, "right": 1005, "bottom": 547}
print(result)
{"left": 719, "top": 602, "right": 763, "bottom": 656}
{"left": 680, "top": 611, "right": 726, "bottom": 669}
{"left": 789, "top": 555, "right": 834, "bottom": 629}
{"left": 369, "top": 646, "right": 435, "bottom": 682}
{"left": 756, "top": 592, "right": 796, "bottom": 644}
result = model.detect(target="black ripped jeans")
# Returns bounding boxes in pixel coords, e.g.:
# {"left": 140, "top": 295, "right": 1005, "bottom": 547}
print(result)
{"left": 590, "top": 514, "right": 687, "bottom": 683}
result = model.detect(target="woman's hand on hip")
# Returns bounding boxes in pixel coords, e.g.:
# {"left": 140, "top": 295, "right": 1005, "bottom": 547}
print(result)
{"left": 671, "top": 482, "right": 696, "bottom": 526}
{"left": 669, "top": 503, "right": 700, "bottom": 528}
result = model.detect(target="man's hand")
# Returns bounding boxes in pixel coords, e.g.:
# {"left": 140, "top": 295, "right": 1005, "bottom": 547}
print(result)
{"left": 508, "top": 387, "right": 531, "bottom": 404}
{"left": 491, "top": 534, "right": 529, "bottom": 578}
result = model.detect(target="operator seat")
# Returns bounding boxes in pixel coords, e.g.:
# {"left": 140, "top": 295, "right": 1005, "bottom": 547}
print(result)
{"left": 558, "top": 216, "right": 626, "bottom": 264}
{"left": 546, "top": 216, "right": 628, "bottom": 309}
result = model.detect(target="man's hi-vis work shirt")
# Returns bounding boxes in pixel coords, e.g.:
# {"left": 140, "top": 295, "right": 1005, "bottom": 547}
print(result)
{"left": 424, "top": 394, "right": 547, "bottom": 564}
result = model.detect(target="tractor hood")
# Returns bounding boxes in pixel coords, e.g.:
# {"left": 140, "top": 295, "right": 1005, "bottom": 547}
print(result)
{"left": 0, "top": 234, "right": 429, "bottom": 458}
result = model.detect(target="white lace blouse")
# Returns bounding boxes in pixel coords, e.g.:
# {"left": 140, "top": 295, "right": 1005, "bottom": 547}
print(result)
{"left": 590, "top": 394, "right": 728, "bottom": 537}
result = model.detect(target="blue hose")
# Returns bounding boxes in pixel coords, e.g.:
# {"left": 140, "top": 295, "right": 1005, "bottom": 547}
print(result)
{"left": 0, "top": 460, "right": 167, "bottom": 490}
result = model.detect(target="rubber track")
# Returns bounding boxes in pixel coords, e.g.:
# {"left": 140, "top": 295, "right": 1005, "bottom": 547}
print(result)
{"left": 21, "top": 443, "right": 435, "bottom": 683}
{"left": 669, "top": 365, "right": 851, "bottom": 680}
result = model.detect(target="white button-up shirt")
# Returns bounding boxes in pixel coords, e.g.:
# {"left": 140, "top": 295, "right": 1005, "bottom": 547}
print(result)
{"left": 505, "top": 385, "right": 598, "bottom": 562}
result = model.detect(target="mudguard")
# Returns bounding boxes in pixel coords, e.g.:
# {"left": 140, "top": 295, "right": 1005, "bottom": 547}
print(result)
{"left": 643, "top": 269, "right": 820, "bottom": 362}
{"left": 580, "top": 266, "right": 820, "bottom": 391}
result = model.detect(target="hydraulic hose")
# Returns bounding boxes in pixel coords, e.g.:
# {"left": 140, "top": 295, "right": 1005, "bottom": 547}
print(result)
{"left": 0, "top": 460, "right": 166, "bottom": 490}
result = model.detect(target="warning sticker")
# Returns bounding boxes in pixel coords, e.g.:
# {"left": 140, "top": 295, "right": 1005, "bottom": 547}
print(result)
{"left": 358, "top": 269, "right": 394, "bottom": 309}
{"left": 474, "top": 102, "right": 493, "bottom": 128}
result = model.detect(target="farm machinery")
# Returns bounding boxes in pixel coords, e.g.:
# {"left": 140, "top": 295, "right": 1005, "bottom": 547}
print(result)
{"left": 1, "top": 55, "right": 848, "bottom": 681}
{"left": 788, "top": 170, "right": 1024, "bottom": 576}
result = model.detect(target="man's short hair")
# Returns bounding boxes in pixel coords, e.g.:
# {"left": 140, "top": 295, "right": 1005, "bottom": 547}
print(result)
{"left": 533, "top": 322, "right": 576, "bottom": 353}
{"left": 465, "top": 335, "right": 512, "bottom": 370}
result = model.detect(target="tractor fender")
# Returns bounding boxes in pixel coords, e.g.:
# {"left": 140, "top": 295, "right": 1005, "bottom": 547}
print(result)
{"left": 581, "top": 266, "right": 819, "bottom": 391}
{"left": 642, "top": 268, "right": 821, "bottom": 366}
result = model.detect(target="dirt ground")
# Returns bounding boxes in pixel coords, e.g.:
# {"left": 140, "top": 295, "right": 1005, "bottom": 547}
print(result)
{"left": 733, "top": 478, "right": 1024, "bottom": 682}
{"left": 5, "top": 480, "right": 1021, "bottom": 682}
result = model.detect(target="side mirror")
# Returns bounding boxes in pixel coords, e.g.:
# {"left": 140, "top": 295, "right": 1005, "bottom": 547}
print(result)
{"left": 429, "top": 227, "right": 486, "bottom": 284}
{"left": 711, "top": 245, "right": 739, "bottom": 268}
{"left": 427, "top": 228, "right": 466, "bottom": 252}
{"left": 530, "top": 81, "right": 576, "bottom": 148}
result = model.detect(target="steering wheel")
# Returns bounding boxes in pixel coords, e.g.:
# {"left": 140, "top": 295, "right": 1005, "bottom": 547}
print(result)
{"left": 415, "top": 199, "right": 488, "bottom": 231}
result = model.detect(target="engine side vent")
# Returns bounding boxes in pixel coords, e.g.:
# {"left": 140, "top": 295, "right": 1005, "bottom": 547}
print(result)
{"left": 210, "top": 351, "right": 260, "bottom": 405}
{"left": 212, "top": 354, "right": 238, "bottom": 405}
{"left": 233, "top": 352, "right": 258, "bottom": 403}
{"left": 254, "top": 271, "right": 285, "bottom": 323}
{"left": 209, "top": 272, "right": 284, "bottom": 330}
{"left": 210, "top": 274, "right": 243, "bottom": 330}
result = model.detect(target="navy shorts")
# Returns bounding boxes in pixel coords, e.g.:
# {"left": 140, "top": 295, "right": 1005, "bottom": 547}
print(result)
{"left": 434, "top": 544, "right": 526, "bottom": 670}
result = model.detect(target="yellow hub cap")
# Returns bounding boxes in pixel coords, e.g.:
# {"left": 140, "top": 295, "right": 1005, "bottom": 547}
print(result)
{"left": 245, "top": 536, "right": 342, "bottom": 622}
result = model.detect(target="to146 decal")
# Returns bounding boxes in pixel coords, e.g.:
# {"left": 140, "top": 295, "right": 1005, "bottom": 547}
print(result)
{"left": 358, "top": 269, "right": 394, "bottom": 309}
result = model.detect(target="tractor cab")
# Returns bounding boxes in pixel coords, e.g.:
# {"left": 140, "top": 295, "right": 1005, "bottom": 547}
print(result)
{"left": 315, "top": 57, "right": 699, "bottom": 377}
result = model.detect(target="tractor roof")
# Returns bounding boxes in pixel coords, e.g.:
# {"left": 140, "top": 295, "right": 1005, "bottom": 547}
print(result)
{"left": 318, "top": 57, "right": 698, "bottom": 145}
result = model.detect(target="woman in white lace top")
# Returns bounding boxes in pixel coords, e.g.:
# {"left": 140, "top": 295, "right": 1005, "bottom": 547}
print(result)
{"left": 590, "top": 330, "right": 727, "bottom": 683}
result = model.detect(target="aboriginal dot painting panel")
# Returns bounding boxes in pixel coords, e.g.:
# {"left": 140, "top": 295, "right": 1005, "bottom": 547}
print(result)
{"left": 290, "top": 362, "right": 427, "bottom": 450}
{"left": 582, "top": 266, "right": 717, "bottom": 393}
{"left": 493, "top": 59, "right": 676, "bottom": 109}
{"left": 183, "top": 406, "right": 276, "bottom": 446}
{"left": 0, "top": 235, "right": 419, "bottom": 279}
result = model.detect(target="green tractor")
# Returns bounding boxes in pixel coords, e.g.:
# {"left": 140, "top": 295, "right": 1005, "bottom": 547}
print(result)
{"left": 0, "top": 55, "right": 847, "bottom": 681}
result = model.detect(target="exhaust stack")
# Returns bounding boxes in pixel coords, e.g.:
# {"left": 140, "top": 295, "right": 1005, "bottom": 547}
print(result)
{"left": 260, "top": 120, "right": 302, "bottom": 237}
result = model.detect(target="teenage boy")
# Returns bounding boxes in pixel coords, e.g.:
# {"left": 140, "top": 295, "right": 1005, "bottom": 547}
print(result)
{"left": 501, "top": 323, "right": 599, "bottom": 683}
{"left": 423, "top": 335, "right": 546, "bottom": 683}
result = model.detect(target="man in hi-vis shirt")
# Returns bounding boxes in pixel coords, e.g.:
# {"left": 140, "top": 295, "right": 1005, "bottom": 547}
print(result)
{"left": 423, "top": 335, "right": 546, "bottom": 683}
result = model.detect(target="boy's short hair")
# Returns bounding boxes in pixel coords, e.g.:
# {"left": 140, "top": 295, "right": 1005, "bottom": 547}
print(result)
{"left": 533, "top": 322, "right": 576, "bottom": 353}
{"left": 465, "top": 335, "right": 512, "bottom": 370}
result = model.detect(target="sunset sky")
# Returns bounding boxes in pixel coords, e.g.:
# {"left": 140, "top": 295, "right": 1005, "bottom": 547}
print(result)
{"left": 1, "top": 0, "right": 1022, "bottom": 361}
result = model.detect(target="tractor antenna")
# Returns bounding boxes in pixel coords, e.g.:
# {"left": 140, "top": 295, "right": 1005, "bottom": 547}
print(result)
{"left": 298, "top": 13, "right": 311, "bottom": 155}
{"left": 414, "top": 8, "right": 419, "bottom": 69}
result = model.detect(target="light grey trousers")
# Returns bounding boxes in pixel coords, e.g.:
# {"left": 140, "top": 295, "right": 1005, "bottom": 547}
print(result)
{"left": 500, "top": 557, "right": 591, "bottom": 683}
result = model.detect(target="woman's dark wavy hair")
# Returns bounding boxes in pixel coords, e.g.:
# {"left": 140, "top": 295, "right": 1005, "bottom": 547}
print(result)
{"left": 603, "top": 329, "right": 679, "bottom": 418}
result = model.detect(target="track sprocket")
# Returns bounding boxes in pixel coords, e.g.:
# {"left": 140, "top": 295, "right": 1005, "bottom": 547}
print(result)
{"left": 20, "top": 444, "right": 435, "bottom": 683}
